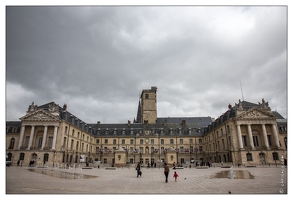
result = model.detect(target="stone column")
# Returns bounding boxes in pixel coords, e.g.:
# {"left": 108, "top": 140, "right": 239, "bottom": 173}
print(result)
{"left": 261, "top": 124, "right": 270, "bottom": 150}
{"left": 272, "top": 124, "right": 281, "bottom": 149}
{"left": 236, "top": 124, "right": 244, "bottom": 150}
{"left": 41, "top": 125, "right": 48, "bottom": 149}
{"left": 27, "top": 125, "right": 35, "bottom": 150}
{"left": 18, "top": 125, "right": 25, "bottom": 150}
{"left": 247, "top": 124, "right": 255, "bottom": 150}
{"left": 51, "top": 126, "right": 58, "bottom": 150}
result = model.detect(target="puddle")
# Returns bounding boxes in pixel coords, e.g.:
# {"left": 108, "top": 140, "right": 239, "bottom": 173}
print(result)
{"left": 28, "top": 169, "right": 98, "bottom": 179}
{"left": 212, "top": 170, "right": 254, "bottom": 179}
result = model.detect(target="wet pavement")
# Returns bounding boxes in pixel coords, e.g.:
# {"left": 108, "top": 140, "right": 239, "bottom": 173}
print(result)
{"left": 6, "top": 165, "right": 287, "bottom": 194}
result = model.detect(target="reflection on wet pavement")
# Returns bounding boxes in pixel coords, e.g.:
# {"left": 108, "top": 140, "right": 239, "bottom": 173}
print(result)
{"left": 28, "top": 169, "right": 98, "bottom": 179}
{"left": 212, "top": 170, "right": 254, "bottom": 179}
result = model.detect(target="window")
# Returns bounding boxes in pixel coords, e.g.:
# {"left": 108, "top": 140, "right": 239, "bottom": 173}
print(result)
{"left": 25, "top": 136, "right": 30, "bottom": 147}
{"left": 151, "top": 139, "right": 154, "bottom": 144}
{"left": 71, "top": 139, "right": 74, "bottom": 150}
{"left": 63, "top": 137, "right": 67, "bottom": 146}
{"left": 199, "top": 146, "right": 203, "bottom": 153}
{"left": 145, "top": 94, "right": 149, "bottom": 99}
{"left": 37, "top": 137, "right": 43, "bottom": 148}
{"left": 139, "top": 147, "right": 143, "bottom": 153}
{"left": 267, "top": 135, "right": 272, "bottom": 146}
{"left": 96, "top": 139, "right": 99, "bottom": 144}
{"left": 105, "top": 139, "right": 108, "bottom": 144}
{"left": 76, "top": 141, "right": 79, "bottom": 151}
{"left": 140, "top": 139, "right": 144, "bottom": 144}
{"left": 272, "top": 152, "right": 279, "bottom": 160}
{"left": 246, "top": 153, "right": 253, "bottom": 161}
{"left": 130, "top": 139, "right": 134, "bottom": 144}
{"left": 242, "top": 136, "right": 247, "bottom": 146}
{"left": 199, "top": 139, "right": 202, "bottom": 144}
{"left": 170, "top": 139, "right": 174, "bottom": 144}
{"left": 180, "top": 146, "right": 184, "bottom": 153}
{"left": 72, "top": 130, "right": 75, "bottom": 136}
{"left": 161, "top": 139, "right": 164, "bottom": 144}
{"left": 113, "top": 139, "right": 116, "bottom": 145}
{"left": 48, "top": 137, "right": 53, "bottom": 148}
{"left": 222, "top": 139, "right": 225, "bottom": 150}
{"left": 284, "top": 137, "right": 287, "bottom": 149}
{"left": 253, "top": 136, "right": 259, "bottom": 146}
{"left": 189, "top": 139, "right": 193, "bottom": 144}
{"left": 44, "top": 153, "right": 49, "bottom": 162}
{"left": 180, "top": 139, "right": 183, "bottom": 144}
{"left": 8, "top": 138, "right": 15, "bottom": 149}
{"left": 19, "top": 153, "right": 25, "bottom": 160}
{"left": 122, "top": 139, "right": 125, "bottom": 144}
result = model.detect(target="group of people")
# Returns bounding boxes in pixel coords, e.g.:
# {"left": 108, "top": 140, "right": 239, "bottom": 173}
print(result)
{"left": 136, "top": 162, "right": 179, "bottom": 183}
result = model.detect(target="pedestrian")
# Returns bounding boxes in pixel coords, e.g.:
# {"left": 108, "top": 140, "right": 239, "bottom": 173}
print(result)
{"left": 136, "top": 162, "right": 141, "bottom": 177}
{"left": 17, "top": 160, "right": 20, "bottom": 166}
{"left": 173, "top": 171, "right": 179, "bottom": 182}
{"left": 163, "top": 162, "right": 170, "bottom": 183}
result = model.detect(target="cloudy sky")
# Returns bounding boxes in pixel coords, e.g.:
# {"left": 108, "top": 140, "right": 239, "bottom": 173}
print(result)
{"left": 5, "top": 5, "right": 288, "bottom": 124}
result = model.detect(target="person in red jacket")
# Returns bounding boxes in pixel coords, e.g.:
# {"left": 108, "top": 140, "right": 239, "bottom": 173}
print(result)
{"left": 173, "top": 171, "right": 179, "bottom": 182}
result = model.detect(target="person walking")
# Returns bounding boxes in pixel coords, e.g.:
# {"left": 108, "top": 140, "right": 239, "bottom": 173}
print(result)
{"left": 164, "top": 162, "right": 170, "bottom": 183}
{"left": 173, "top": 171, "right": 179, "bottom": 182}
{"left": 136, "top": 162, "right": 141, "bottom": 177}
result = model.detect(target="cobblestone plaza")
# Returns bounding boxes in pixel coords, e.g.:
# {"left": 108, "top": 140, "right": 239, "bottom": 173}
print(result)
{"left": 6, "top": 165, "right": 287, "bottom": 195}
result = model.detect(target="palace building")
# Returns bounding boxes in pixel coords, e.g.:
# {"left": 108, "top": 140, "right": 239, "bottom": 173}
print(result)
{"left": 6, "top": 87, "right": 287, "bottom": 167}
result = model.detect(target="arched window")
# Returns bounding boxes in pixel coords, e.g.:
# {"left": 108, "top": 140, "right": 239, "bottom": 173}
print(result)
{"left": 122, "top": 139, "right": 125, "bottom": 144}
{"left": 9, "top": 138, "right": 15, "bottom": 149}
{"left": 105, "top": 139, "right": 108, "bottom": 144}
{"left": 113, "top": 139, "right": 116, "bottom": 144}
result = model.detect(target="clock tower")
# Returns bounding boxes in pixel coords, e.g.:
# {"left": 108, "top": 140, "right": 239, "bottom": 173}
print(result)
{"left": 140, "top": 86, "right": 157, "bottom": 124}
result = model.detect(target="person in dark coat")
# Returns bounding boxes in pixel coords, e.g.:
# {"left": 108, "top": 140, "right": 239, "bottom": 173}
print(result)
{"left": 164, "top": 162, "right": 170, "bottom": 183}
{"left": 136, "top": 162, "right": 141, "bottom": 177}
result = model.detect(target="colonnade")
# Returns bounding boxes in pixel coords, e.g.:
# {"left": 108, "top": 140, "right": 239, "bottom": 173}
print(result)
{"left": 17, "top": 124, "right": 59, "bottom": 150}
{"left": 236, "top": 123, "right": 280, "bottom": 150}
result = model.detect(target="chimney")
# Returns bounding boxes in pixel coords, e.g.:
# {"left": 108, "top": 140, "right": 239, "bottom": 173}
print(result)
{"left": 128, "top": 120, "right": 131, "bottom": 126}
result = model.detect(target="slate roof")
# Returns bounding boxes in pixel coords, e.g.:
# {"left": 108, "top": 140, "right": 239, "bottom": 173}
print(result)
{"left": 6, "top": 121, "right": 22, "bottom": 134}
{"left": 6, "top": 100, "right": 286, "bottom": 137}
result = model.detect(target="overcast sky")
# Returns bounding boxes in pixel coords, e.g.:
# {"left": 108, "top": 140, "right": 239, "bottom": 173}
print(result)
{"left": 5, "top": 6, "right": 288, "bottom": 124}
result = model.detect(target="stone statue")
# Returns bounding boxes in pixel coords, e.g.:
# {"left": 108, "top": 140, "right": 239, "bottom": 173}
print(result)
{"left": 27, "top": 101, "right": 37, "bottom": 112}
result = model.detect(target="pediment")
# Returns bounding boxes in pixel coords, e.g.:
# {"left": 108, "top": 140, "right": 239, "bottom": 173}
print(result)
{"left": 236, "top": 108, "right": 275, "bottom": 119}
{"left": 20, "top": 109, "right": 59, "bottom": 121}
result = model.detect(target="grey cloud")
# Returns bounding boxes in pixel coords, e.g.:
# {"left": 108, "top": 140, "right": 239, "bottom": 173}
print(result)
{"left": 6, "top": 6, "right": 287, "bottom": 123}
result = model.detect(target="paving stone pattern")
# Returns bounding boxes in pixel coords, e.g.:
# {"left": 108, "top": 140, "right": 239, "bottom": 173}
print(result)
{"left": 6, "top": 165, "right": 287, "bottom": 194}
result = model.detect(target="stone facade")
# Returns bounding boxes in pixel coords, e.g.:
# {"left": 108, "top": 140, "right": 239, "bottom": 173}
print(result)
{"left": 6, "top": 88, "right": 287, "bottom": 167}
